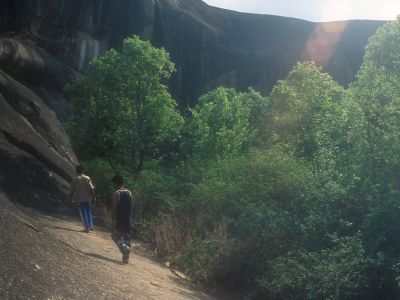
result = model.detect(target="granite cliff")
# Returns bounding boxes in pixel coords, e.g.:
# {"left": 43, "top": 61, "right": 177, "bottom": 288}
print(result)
{"left": 0, "top": 0, "right": 386, "bottom": 206}
{"left": 0, "top": 38, "right": 77, "bottom": 207}
{"left": 2, "top": 0, "right": 385, "bottom": 106}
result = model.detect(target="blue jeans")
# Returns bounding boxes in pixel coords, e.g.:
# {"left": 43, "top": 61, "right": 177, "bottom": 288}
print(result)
{"left": 79, "top": 201, "right": 93, "bottom": 230}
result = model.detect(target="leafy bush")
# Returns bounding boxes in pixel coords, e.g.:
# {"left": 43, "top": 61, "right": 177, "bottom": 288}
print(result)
{"left": 265, "top": 235, "right": 368, "bottom": 300}
{"left": 183, "top": 87, "right": 269, "bottom": 159}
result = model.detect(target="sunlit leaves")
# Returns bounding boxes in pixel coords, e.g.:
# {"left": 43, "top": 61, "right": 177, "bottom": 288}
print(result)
{"left": 184, "top": 87, "right": 269, "bottom": 159}
{"left": 66, "top": 36, "right": 183, "bottom": 173}
{"left": 352, "top": 18, "right": 400, "bottom": 188}
{"left": 262, "top": 61, "right": 355, "bottom": 179}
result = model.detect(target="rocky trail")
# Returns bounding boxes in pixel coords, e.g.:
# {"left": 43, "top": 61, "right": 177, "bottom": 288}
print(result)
{"left": 37, "top": 213, "right": 214, "bottom": 300}
{"left": 0, "top": 192, "right": 216, "bottom": 300}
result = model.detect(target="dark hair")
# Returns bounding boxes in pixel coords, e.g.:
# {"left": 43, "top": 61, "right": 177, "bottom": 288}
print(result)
{"left": 76, "top": 165, "right": 84, "bottom": 174}
{"left": 112, "top": 175, "right": 124, "bottom": 186}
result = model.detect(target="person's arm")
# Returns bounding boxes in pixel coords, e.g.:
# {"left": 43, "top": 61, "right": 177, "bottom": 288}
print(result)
{"left": 129, "top": 190, "right": 135, "bottom": 225}
{"left": 111, "top": 192, "right": 118, "bottom": 224}
{"left": 130, "top": 191, "right": 135, "bottom": 216}
{"left": 91, "top": 188, "right": 96, "bottom": 204}
{"left": 87, "top": 177, "right": 96, "bottom": 203}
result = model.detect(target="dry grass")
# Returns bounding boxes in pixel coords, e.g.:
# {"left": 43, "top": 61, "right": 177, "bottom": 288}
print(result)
{"left": 92, "top": 204, "right": 113, "bottom": 228}
{"left": 150, "top": 214, "right": 195, "bottom": 257}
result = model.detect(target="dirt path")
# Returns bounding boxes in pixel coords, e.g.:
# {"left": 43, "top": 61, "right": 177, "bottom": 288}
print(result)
{"left": 33, "top": 212, "right": 215, "bottom": 300}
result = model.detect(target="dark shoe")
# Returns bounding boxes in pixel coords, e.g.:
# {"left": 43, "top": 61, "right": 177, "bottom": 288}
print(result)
{"left": 89, "top": 228, "right": 94, "bottom": 231}
{"left": 122, "top": 253, "right": 129, "bottom": 264}
{"left": 121, "top": 244, "right": 130, "bottom": 264}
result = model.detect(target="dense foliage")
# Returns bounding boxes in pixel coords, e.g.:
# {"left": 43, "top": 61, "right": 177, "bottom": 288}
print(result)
{"left": 67, "top": 19, "right": 400, "bottom": 299}
{"left": 66, "top": 36, "right": 183, "bottom": 174}
{"left": 182, "top": 87, "right": 267, "bottom": 159}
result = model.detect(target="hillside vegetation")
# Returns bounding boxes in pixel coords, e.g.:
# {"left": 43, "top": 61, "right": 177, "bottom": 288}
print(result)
{"left": 67, "top": 19, "right": 400, "bottom": 299}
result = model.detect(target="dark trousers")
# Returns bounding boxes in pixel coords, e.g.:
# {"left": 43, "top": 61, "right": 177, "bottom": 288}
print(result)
{"left": 79, "top": 201, "right": 93, "bottom": 230}
{"left": 112, "top": 230, "right": 131, "bottom": 253}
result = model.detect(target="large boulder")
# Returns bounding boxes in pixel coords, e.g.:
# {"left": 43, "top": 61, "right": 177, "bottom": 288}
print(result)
{"left": 0, "top": 68, "right": 77, "bottom": 208}
{"left": 0, "top": 38, "right": 76, "bottom": 122}
{"left": 0, "top": 38, "right": 77, "bottom": 89}
{"left": 0, "top": 17, "right": 79, "bottom": 209}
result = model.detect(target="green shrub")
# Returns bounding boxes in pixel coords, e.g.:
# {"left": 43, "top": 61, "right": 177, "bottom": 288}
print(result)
{"left": 264, "top": 235, "right": 368, "bottom": 300}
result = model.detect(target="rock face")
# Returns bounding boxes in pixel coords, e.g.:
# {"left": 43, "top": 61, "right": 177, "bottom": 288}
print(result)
{"left": 1, "top": 0, "right": 385, "bottom": 107}
{"left": 0, "top": 0, "right": 386, "bottom": 206}
{"left": 0, "top": 38, "right": 77, "bottom": 207}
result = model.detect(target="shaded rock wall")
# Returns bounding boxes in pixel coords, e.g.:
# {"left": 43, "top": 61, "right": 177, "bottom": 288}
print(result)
{"left": 0, "top": 39, "right": 77, "bottom": 207}
{"left": 0, "top": 38, "right": 76, "bottom": 121}
{"left": 1, "top": 0, "right": 385, "bottom": 107}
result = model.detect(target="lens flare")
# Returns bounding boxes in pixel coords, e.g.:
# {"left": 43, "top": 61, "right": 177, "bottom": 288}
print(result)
{"left": 303, "top": 21, "right": 349, "bottom": 65}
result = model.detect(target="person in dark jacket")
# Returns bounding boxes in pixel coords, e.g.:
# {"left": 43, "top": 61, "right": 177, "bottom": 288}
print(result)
{"left": 111, "top": 175, "right": 133, "bottom": 264}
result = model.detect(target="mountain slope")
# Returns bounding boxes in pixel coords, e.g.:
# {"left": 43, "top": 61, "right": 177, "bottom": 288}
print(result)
{"left": 1, "top": 0, "right": 385, "bottom": 107}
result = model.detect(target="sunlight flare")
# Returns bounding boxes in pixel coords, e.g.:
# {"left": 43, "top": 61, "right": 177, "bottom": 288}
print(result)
{"left": 303, "top": 21, "right": 349, "bottom": 64}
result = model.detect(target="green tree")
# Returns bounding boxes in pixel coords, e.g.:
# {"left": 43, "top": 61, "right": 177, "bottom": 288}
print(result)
{"left": 262, "top": 61, "right": 355, "bottom": 177}
{"left": 66, "top": 36, "right": 183, "bottom": 173}
{"left": 183, "top": 87, "right": 268, "bottom": 159}
{"left": 351, "top": 18, "right": 400, "bottom": 295}
{"left": 352, "top": 18, "right": 400, "bottom": 188}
